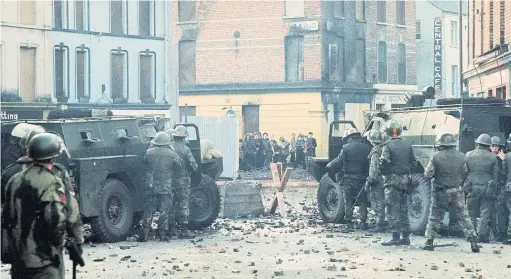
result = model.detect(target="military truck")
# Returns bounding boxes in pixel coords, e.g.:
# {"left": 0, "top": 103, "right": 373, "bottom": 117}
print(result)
{"left": 313, "top": 97, "right": 511, "bottom": 233}
{"left": 1, "top": 114, "right": 222, "bottom": 243}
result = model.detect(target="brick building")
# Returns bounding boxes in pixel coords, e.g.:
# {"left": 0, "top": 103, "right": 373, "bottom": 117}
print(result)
{"left": 174, "top": 0, "right": 418, "bottom": 156}
{"left": 464, "top": 0, "right": 511, "bottom": 98}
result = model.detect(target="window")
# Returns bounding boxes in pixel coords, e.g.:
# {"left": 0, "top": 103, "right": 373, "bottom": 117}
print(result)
{"left": 377, "top": 41, "right": 387, "bottom": 83}
{"left": 416, "top": 20, "right": 421, "bottom": 39}
{"left": 20, "top": 0, "right": 35, "bottom": 25}
{"left": 139, "top": 53, "right": 155, "bottom": 101}
{"left": 80, "top": 131, "right": 93, "bottom": 140}
{"left": 377, "top": 1, "right": 386, "bottom": 23}
{"left": 76, "top": 48, "right": 90, "bottom": 99}
{"left": 376, "top": 104, "right": 385, "bottom": 111}
{"left": 451, "top": 65, "right": 459, "bottom": 96}
{"left": 355, "top": 39, "right": 366, "bottom": 83}
{"left": 285, "top": 0, "right": 305, "bottom": 18}
{"left": 356, "top": 0, "right": 365, "bottom": 20}
{"left": 328, "top": 38, "right": 344, "bottom": 82}
{"left": 450, "top": 21, "right": 458, "bottom": 46}
{"left": 111, "top": 51, "right": 128, "bottom": 100}
{"left": 285, "top": 36, "right": 304, "bottom": 82}
{"left": 179, "top": 41, "right": 196, "bottom": 86}
{"left": 75, "top": 0, "right": 88, "bottom": 31}
{"left": 496, "top": 86, "right": 507, "bottom": 99}
{"left": 20, "top": 47, "right": 36, "bottom": 101}
{"left": 111, "top": 0, "right": 126, "bottom": 34}
{"left": 54, "top": 0, "right": 64, "bottom": 29}
{"left": 139, "top": 0, "right": 152, "bottom": 36}
{"left": 178, "top": 0, "right": 196, "bottom": 22}
{"left": 331, "top": 0, "right": 344, "bottom": 18}
{"left": 396, "top": 0, "right": 405, "bottom": 25}
{"left": 500, "top": 1, "right": 505, "bottom": 45}
{"left": 54, "top": 46, "right": 69, "bottom": 99}
{"left": 397, "top": 43, "right": 406, "bottom": 84}
{"left": 488, "top": 89, "right": 493, "bottom": 97}
{"left": 489, "top": 0, "right": 494, "bottom": 49}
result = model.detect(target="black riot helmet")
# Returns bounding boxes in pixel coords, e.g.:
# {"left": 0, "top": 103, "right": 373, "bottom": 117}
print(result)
{"left": 28, "top": 133, "right": 62, "bottom": 161}
{"left": 367, "top": 130, "right": 383, "bottom": 144}
{"left": 385, "top": 120, "right": 402, "bottom": 138}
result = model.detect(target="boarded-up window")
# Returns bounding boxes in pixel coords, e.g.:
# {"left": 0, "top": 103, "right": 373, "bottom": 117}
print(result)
{"left": 179, "top": 41, "right": 196, "bottom": 86}
{"left": 328, "top": 38, "right": 344, "bottom": 82}
{"left": 378, "top": 41, "right": 387, "bottom": 83}
{"left": 179, "top": 106, "right": 196, "bottom": 120}
{"left": 355, "top": 39, "right": 366, "bottom": 83}
{"left": 76, "top": 49, "right": 89, "bottom": 98}
{"left": 416, "top": 20, "right": 421, "bottom": 39}
{"left": 20, "top": 47, "right": 36, "bottom": 102}
{"left": 356, "top": 0, "right": 365, "bottom": 20}
{"left": 242, "top": 105, "right": 260, "bottom": 135}
{"left": 54, "top": 47, "right": 68, "bottom": 98}
{"left": 54, "top": 0, "right": 63, "bottom": 29}
{"left": 139, "top": 0, "right": 151, "bottom": 36}
{"left": 500, "top": 1, "right": 505, "bottom": 45}
{"left": 111, "top": 0, "right": 124, "bottom": 34}
{"left": 396, "top": 0, "right": 405, "bottom": 25}
{"left": 20, "top": 0, "right": 35, "bottom": 25}
{"left": 75, "top": 0, "right": 85, "bottom": 30}
{"left": 285, "top": 36, "right": 304, "bottom": 82}
{"left": 285, "top": 0, "right": 304, "bottom": 17}
{"left": 178, "top": 0, "right": 196, "bottom": 22}
{"left": 496, "top": 86, "right": 507, "bottom": 99}
{"left": 111, "top": 52, "right": 126, "bottom": 99}
{"left": 331, "top": 0, "right": 344, "bottom": 18}
{"left": 377, "top": 1, "right": 386, "bottom": 23}
{"left": 139, "top": 54, "right": 154, "bottom": 100}
{"left": 397, "top": 43, "right": 406, "bottom": 84}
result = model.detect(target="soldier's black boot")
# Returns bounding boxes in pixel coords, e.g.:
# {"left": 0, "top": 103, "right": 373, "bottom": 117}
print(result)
{"left": 503, "top": 239, "right": 511, "bottom": 245}
{"left": 495, "top": 233, "right": 506, "bottom": 242}
{"left": 179, "top": 229, "right": 196, "bottom": 239}
{"left": 470, "top": 237, "right": 480, "bottom": 253}
{"left": 360, "top": 222, "right": 369, "bottom": 231}
{"left": 400, "top": 231, "right": 411, "bottom": 245}
{"left": 381, "top": 232, "right": 401, "bottom": 246}
{"left": 422, "top": 239, "right": 434, "bottom": 251}
{"left": 369, "top": 224, "right": 386, "bottom": 233}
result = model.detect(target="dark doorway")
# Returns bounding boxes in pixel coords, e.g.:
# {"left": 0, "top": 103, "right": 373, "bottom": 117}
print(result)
{"left": 242, "top": 105, "right": 260, "bottom": 135}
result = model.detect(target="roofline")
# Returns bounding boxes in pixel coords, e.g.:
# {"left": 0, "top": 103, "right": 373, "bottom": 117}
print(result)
{"left": 428, "top": 1, "right": 468, "bottom": 16}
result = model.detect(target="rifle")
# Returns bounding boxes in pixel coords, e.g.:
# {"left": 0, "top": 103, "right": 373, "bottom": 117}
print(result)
{"left": 346, "top": 185, "right": 367, "bottom": 218}
{"left": 65, "top": 239, "right": 85, "bottom": 279}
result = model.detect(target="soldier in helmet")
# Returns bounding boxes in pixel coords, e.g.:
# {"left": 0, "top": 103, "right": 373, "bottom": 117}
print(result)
{"left": 140, "top": 132, "right": 185, "bottom": 242}
{"left": 422, "top": 133, "right": 479, "bottom": 252}
{"left": 165, "top": 128, "right": 175, "bottom": 144}
{"left": 170, "top": 125, "right": 198, "bottom": 239}
{"left": 490, "top": 136, "right": 509, "bottom": 242}
{"left": 379, "top": 120, "right": 419, "bottom": 246}
{"left": 326, "top": 127, "right": 371, "bottom": 231}
{"left": 2, "top": 133, "right": 82, "bottom": 279}
{"left": 465, "top": 133, "right": 499, "bottom": 243}
{"left": 365, "top": 130, "right": 386, "bottom": 232}
{"left": 501, "top": 134, "right": 511, "bottom": 245}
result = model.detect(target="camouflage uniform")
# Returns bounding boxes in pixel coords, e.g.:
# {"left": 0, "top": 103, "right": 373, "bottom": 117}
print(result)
{"left": 171, "top": 139, "right": 199, "bottom": 230}
{"left": 3, "top": 164, "right": 69, "bottom": 279}
{"left": 367, "top": 144, "right": 385, "bottom": 228}
{"left": 327, "top": 136, "right": 371, "bottom": 226}
{"left": 379, "top": 137, "right": 418, "bottom": 244}
{"left": 423, "top": 148, "right": 477, "bottom": 240}
{"left": 496, "top": 156, "right": 509, "bottom": 240}
{"left": 502, "top": 152, "right": 511, "bottom": 243}
{"left": 142, "top": 146, "right": 184, "bottom": 240}
{"left": 465, "top": 146, "right": 499, "bottom": 242}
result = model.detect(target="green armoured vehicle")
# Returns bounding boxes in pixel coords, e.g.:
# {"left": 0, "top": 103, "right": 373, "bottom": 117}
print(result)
{"left": 1, "top": 113, "right": 222, "bottom": 242}
{"left": 313, "top": 97, "right": 511, "bottom": 233}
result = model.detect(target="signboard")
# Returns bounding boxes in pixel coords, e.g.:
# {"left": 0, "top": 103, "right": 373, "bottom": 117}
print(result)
{"left": 290, "top": 21, "right": 319, "bottom": 31}
{"left": 434, "top": 18, "right": 443, "bottom": 97}
{"left": 1, "top": 109, "right": 44, "bottom": 121}
{"left": 374, "top": 94, "right": 408, "bottom": 104}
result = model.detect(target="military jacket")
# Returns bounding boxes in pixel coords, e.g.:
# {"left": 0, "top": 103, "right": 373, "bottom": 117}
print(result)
{"left": 145, "top": 146, "right": 185, "bottom": 194}
{"left": 465, "top": 146, "right": 499, "bottom": 185}
{"left": 368, "top": 145, "right": 383, "bottom": 185}
{"left": 172, "top": 140, "right": 199, "bottom": 176}
{"left": 328, "top": 137, "right": 371, "bottom": 179}
{"left": 380, "top": 138, "right": 416, "bottom": 175}
{"left": 424, "top": 148, "right": 467, "bottom": 188}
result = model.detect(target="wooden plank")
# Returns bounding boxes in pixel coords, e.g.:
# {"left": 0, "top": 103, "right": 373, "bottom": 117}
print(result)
{"left": 270, "top": 163, "right": 280, "bottom": 184}
{"left": 269, "top": 167, "right": 293, "bottom": 215}
{"left": 278, "top": 168, "right": 292, "bottom": 192}
{"left": 276, "top": 192, "right": 287, "bottom": 218}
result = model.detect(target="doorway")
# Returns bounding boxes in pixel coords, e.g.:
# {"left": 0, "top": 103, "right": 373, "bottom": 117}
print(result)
{"left": 242, "top": 105, "right": 259, "bottom": 135}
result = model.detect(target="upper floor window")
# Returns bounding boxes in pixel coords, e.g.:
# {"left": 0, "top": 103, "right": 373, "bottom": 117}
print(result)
{"left": 356, "top": 0, "right": 365, "bottom": 20}
{"left": 54, "top": 45, "right": 69, "bottom": 100}
{"left": 139, "top": 0, "right": 154, "bottom": 36}
{"left": 377, "top": 41, "right": 387, "bottom": 83}
{"left": 76, "top": 47, "right": 90, "bottom": 100}
{"left": 179, "top": 41, "right": 196, "bottom": 86}
{"left": 111, "top": 50, "right": 128, "bottom": 100}
{"left": 331, "top": 0, "right": 344, "bottom": 18}
{"left": 139, "top": 52, "right": 156, "bottom": 101}
{"left": 285, "top": 0, "right": 305, "bottom": 18}
{"left": 416, "top": 20, "right": 421, "bottom": 39}
{"left": 285, "top": 36, "right": 304, "bottom": 82}
{"left": 396, "top": 0, "right": 405, "bottom": 25}
{"left": 54, "top": 0, "right": 67, "bottom": 29}
{"left": 377, "top": 1, "right": 386, "bottom": 23}
{"left": 178, "top": 0, "right": 196, "bottom": 22}
{"left": 111, "top": 0, "right": 127, "bottom": 34}
{"left": 397, "top": 43, "right": 406, "bottom": 84}
{"left": 75, "top": 0, "right": 89, "bottom": 31}
{"left": 20, "top": 0, "right": 36, "bottom": 25}
{"left": 355, "top": 39, "right": 366, "bottom": 83}
{"left": 328, "top": 38, "right": 345, "bottom": 82}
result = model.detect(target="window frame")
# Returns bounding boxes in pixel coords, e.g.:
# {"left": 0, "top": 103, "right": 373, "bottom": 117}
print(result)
{"left": 53, "top": 0, "right": 68, "bottom": 29}
{"left": 53, "top": 44, "right": 70, "bottom": 99}
{"left": 138, "top": 0, "right": 155, "bottom": 36}
{"left": 355, "top": 38, "right": 366, "bottom": 83}
{"left": 110, "top": 0, "right": 128, "bottom": 34}
{"left": 396, "top": 0, "right": 405, "bottom": 25}
{"left": 356, "top": 0, "right": 365, "bottom": 20}
{"left": 377, "top": 41, "right": 388, "bottom": 83}
{"left": 450, "top": 20, "right": 458, "bottom": 47}
{"left": 138, "top": 51, "right": 157, "bottom": 101}
{"left": 178, "top": 0, "right": 196, "bottom": 23}
{"left": 377, "top": 1, "right": 386, "bottom": 23}
{"left": 451, "top": 65, "right": 459, "bottom": 96}
{"left": 110, "top": 49, "right": 129, "bottom": 100}
{"left": 178, "top": 40, "right": 197, "bottom": 86}
{"left": 19, "top": 0, "right": 36, "bottom": 26}
{"left": 397, "top": 43, "right": 406, "bottom": 84}
{"left": 416, "top": 20, "right": 421, "bottom": 39}
{"left": 75, "top": 46, "right": 90, "bottom": 99}
{"left": 284, "top": 35, "right": 305, "bottom": 82}
{"left": 74, "top": 0, "right": 89, "bottom": 31}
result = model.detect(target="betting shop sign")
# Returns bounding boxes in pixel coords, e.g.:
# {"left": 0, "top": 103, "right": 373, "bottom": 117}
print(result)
{"left": 433, "top": 18, "right": 443, "bottom": 96}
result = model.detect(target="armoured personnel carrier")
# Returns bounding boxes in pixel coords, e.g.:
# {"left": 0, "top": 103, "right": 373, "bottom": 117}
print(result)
{"left": 312, "top": 97, "right": 511, "bottom": 233}
{"left": 1, "top": 112, "right": 222, "bottom": 242}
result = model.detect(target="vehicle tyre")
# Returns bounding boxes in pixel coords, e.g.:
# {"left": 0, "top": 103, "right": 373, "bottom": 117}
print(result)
{"left": 408, "top": 173, "right": 431, "bottom": 235}
{"left": 91, "top": 179, "right": 134, "bottom": 243}
{"left": 188, "top": 174, "right": 221, "bottom": 230}
{"left": 317, "top": 173, "right": 345, "bottom": 224}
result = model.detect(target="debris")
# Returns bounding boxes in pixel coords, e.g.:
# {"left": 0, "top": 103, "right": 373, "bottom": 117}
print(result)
{"left": 326, "top": 234, "right": 334, "bottom": 239}
{"left": 249, "top": 262, "right": 255, "bottom": 266}
{"left": 276, "top": 259, "right": 283, "bottom": 265}
{"left": 459, "top": 262, "right": 465, "bottom": 267}
{"left": 274, "top": 270, "right": 284, "bottom": 276}
{"left": 327, "top": 264, "right": 337, "bottom": 271}
{"left": 465, "top": 268, "right": 473, "bottom": 272}
{"left": 109, "top": 254, "right": 118, "bottom": 257}
{"left": 119, "top": 245, "right": 131, "bottom": 250}
{"left": 130, "top": 259, "right": 137, "bottom": 263}
{"left": 304, "top": 250, "right": 311, "bottom": 254}
{"left": 232, "top": 270, "right": 240, "bottom": 274}
{"left": 431, "top": 265, "right": 438, "bottom": 270}
{"left": 219, "top": 249, "right": 226, "bottom": 254}
{"left": 120, "top": 256, "right": 131, "bottom": 261}
{"left": 349, "top": 265, "right": 357, "bottom": 270}
{"left": 93, "top": 258, "right": 105, "bottom": 262}
{"left": 142, "top": 271, "right": 147, "bottom": 276}
{"left": 108, "top": 245, "right": 114, "bottom": 249}
{"left": 327, "top": 251, "right": 334, "bottom": 255}
{"left": 252, "top": 270, "right": 258, "bottom": 274}
{"left": 340, "top": 267, "right": 346, "bottom": 271}
{"left": 493, "top": 250, "right": 501, "bottom": 254}
{"left": 184, "top": 263, "right": 190, "bottom": 267}
{"left": 233, "top": 248, "right": 240, "bottom": 252}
